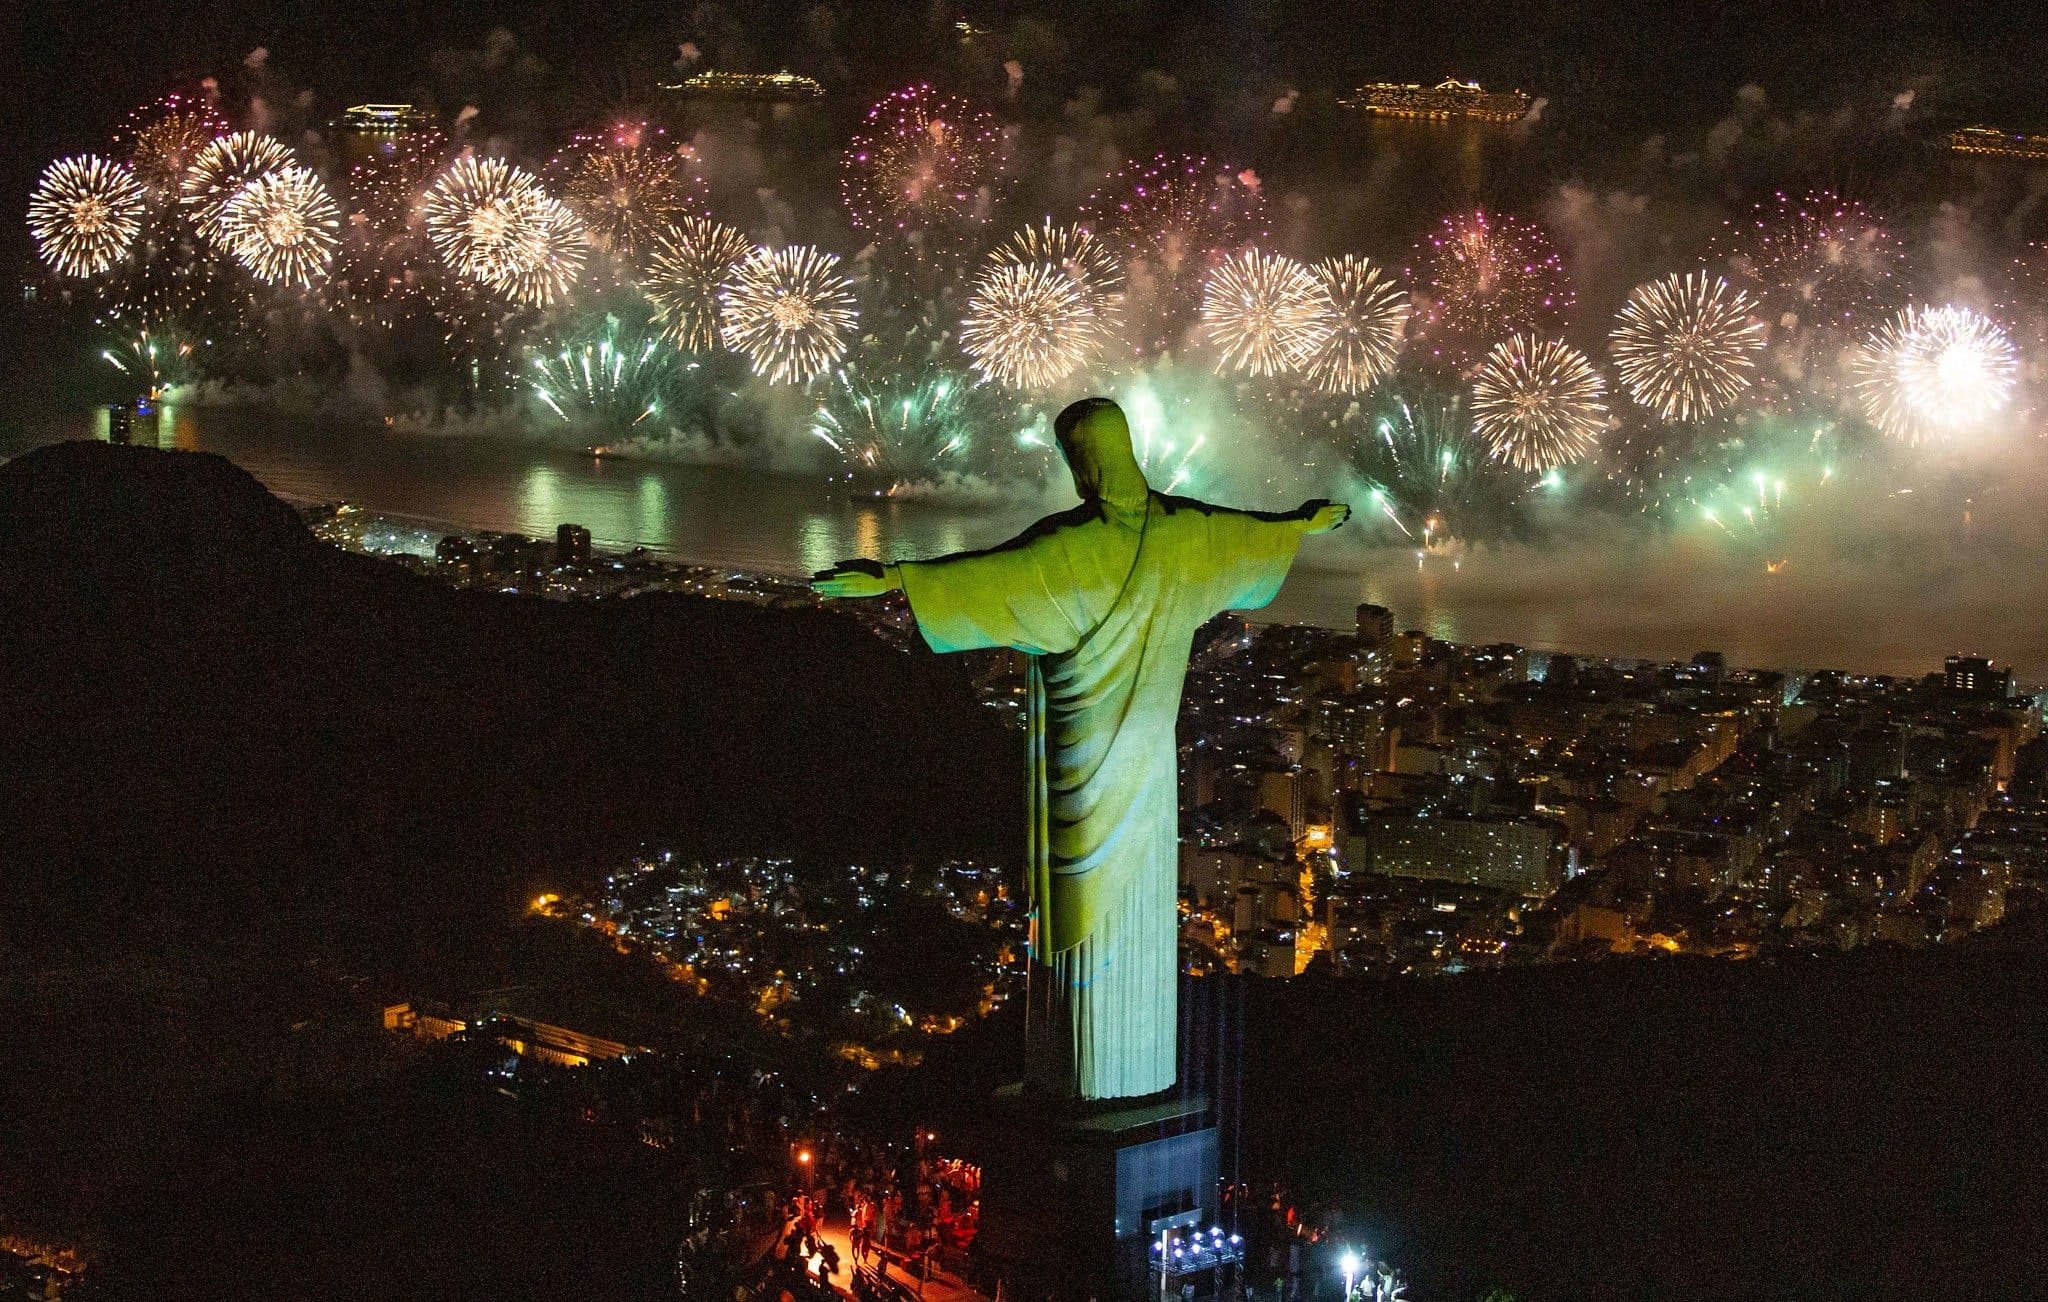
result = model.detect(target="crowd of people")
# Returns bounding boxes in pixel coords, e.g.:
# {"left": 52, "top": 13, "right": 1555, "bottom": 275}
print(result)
{"left": 766, "top": 1133, "right": 982, "bottom": 1298}
{"left": 742, "top": 1124, "right": 1391, "bottom": 1300}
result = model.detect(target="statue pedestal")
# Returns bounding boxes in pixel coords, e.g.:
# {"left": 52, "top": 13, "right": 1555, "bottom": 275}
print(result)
{"left": 975, "top": 1088, "right": 1222, "bottom": 1300}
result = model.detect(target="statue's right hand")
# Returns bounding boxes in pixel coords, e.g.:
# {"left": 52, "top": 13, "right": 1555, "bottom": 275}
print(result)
{"left": 1298, "top": 500, "right": 1353, "bottom": 534}
{"left": 810, "top": 558, "right": 898, "bottom": 599}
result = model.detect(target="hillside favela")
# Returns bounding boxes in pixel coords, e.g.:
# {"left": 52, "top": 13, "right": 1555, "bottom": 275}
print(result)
{"left": 7, "top": 2, "right": 2048, "bottom": 1300}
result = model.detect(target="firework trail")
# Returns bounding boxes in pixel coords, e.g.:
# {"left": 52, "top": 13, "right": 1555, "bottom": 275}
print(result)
{"left": 1470, "top": 334, "right": 1608, "bottom": 471}
{"left": 811, "top": 356, "right": 1009, "bottom": 493}
{"left": 29, "top": 155, "right": 147, "bottom": 277}
{"left": 1094, "top": 365, "right": 1234, "bottom": 495}
{"left": 1610, "top": 272, "right": 1766, "bottom": 422}
{"left": 721, "top": 245, "right": 859, "bottom": 384}
{"left": 1348, "top": 386, "right": 1499, "bottom": 545}
{"left": 645, "top": 216, "right": 755, "bottom": 353}
{"left": 101, "top": 321, "right": 200, "bottom": 399}
{"left": 530, "top": 315, "right": 684, "bottom": 433}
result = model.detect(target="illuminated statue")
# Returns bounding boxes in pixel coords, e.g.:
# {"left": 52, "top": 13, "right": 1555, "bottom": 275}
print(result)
{"left": 814, "top": 398, "right": 1348, "bottom": 1100}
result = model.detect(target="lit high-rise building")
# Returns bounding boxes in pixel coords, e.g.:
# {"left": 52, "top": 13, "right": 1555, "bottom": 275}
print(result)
{"left": 1944, "top": 655, "right": 2014, "bottom": 699}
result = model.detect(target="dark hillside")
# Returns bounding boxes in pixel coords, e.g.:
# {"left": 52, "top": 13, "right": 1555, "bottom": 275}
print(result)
{"left": 0, "top": 440, "right": 1018, "bottom": 955}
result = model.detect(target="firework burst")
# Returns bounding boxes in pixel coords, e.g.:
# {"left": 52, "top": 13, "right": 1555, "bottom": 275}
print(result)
{"left": 119, "top": 94, "right": 229, "bottom": 195}
{"left": 811, "top": 356, "right": 1006, "bottom": 492}
{"left": 1349, "top": 386, "right": 1501, "bottom": 545}
{"left": 530, "top": 315, "right": 684, "bottom": 433}
{"left": 29, "top": 155, "right": 147, "bottom": 277}
{"left": 220, "top": 166, "right": 341, "bottom": 287}
{"left": 1405, "top": 210, "right": 1573, "bottom": 371}
{"left": 422, "top": 158, "right": 585, "bottom": 305}
{"left": 841, "top": 84, "right": 1006, "bottom": 241}
{"left": 555, "top": 128, "right": 703, "bottom": 261}
{"left": 989, "top": 220, "right": 1124, "bottom": 312}
{"left": 971, "top": 221, "right": 1125, "bottom": 385}
{"left": 644, "top": 216, "right": 754, "bottom": 352}
{"left": 1609, "top": 272, "right": 1766, "bottom": 422}
{"left": 1850, "top": 305, "right": 2018, "bottom": 444}
{"left": 181, "top": 132, "right": 296, "bottom": 245}
{"left": 422, "top": 157, "right": 549, "bottom": 277}
{"left": 1470, "top": 334, "right": 1608, "bottom": 471}
{"left": 1722, "top": 190, "right": 1902, "bottom": 330}
{"left": 1301, "top": 255, "right": 1409, "bottom": 394}
{"left": 720, "top": 245, "right": 859, "bottom": 384}
{"left": 962, "top": 262, "right": 1109, "bottom": 389}
{"left": 1198, "top": 249, "right": 1328, "bottom": 377}
{"left": 497, "top": 198, "right": 587, "bottom": 307}
{"left": 1084, "top": 154, "right": 1267, "bottom": 342}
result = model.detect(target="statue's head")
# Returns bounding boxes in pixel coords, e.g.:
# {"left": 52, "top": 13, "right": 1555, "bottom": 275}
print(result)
{"left": 1053, "top": 398, "right": 1150, "bottom": 522}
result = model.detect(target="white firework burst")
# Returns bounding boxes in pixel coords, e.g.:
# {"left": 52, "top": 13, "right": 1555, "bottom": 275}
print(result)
{"left": 1470, "top": 334, "right": 1608, "bottom": 471}
{"left": 962, "top": 262, "right": 1108, "bottom": 389}
{"left": 181, "top": 132, "right": 296, "bottom": 245}
{"left": 645, "top": 216, "right": 755, "bottom": 352}
{"left": 1610, "top": 272, "right": 1766, "bottom": 422}
{"left": 28, "top": 155, "right": 147, "bottom": 277}
{"left": 1198, "top": 248, "right": 1328, "bottom": 377}
{"left": 719, "top": 245, "right": 859, "bottom": 384}
{"left": 220, "top": 166, "right": 341, "bottom": 287}
{"left": 1301, "top": 254, "right": 1409, "bottom": 394}
{"left": 1851, "top": 305, "right": 2019, "bottom": 444}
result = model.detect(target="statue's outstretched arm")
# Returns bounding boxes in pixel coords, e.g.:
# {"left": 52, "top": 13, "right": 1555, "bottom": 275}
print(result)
{"left": 1196, "top": 498, "right": 1351, "bottom": 533}
{"left": 811, "top": 558, "right": 903, "bottom": 599}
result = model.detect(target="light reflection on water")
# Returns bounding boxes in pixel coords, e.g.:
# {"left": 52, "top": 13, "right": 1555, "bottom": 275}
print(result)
{"left": 12, "top": 405, "right": 2048, "bottom": 680}
{"left": 25, "top": 406, "right": 1058, "bottom": 584}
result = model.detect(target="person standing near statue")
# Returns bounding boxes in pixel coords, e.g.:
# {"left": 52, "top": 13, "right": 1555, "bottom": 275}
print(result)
{"left": 814, "top": 396, "right": 1349, "bottom": 1103}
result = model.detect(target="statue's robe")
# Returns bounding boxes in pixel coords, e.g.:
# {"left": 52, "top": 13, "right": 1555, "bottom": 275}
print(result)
{"left": 897, "top": 483, "right": 1304, "bottom": 1100}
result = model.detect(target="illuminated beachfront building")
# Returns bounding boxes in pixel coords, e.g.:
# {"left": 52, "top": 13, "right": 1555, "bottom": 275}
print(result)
{"left": 1341, "top": 78, "right": 1533, "bottom": 123}
{"left": 660, "top": 70, "right": 826, "bottom": 103}
{"left": 1949, "top": 126, "right": 2048, "bottom": 162}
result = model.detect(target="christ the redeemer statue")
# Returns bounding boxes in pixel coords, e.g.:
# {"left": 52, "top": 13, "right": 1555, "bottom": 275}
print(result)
{"left": 813, "top": 398, "right": 1349, "bottom": 1102}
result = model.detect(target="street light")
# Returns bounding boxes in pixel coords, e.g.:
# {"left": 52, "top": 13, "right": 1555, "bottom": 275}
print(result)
{"left": 1339, "top": 1250, "right": 1362, "bottom": 1300}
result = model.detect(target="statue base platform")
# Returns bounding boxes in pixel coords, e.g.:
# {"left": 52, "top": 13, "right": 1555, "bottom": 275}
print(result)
{"left": 973, "top": 1087, "right": 1223, "bottom": 1300}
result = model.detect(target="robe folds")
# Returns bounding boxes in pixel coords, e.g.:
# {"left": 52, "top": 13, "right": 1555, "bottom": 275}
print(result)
{"left": 897, "top": 493, "right": 1302, "bottom": 1100}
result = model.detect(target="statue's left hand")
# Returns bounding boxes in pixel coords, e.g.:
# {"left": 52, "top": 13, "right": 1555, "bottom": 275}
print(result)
{"left": 810, "top": 558, "right": 900, "bottom": 599}
{"left": 1298, "top": 500, "right": 1352, "bottom": 534}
